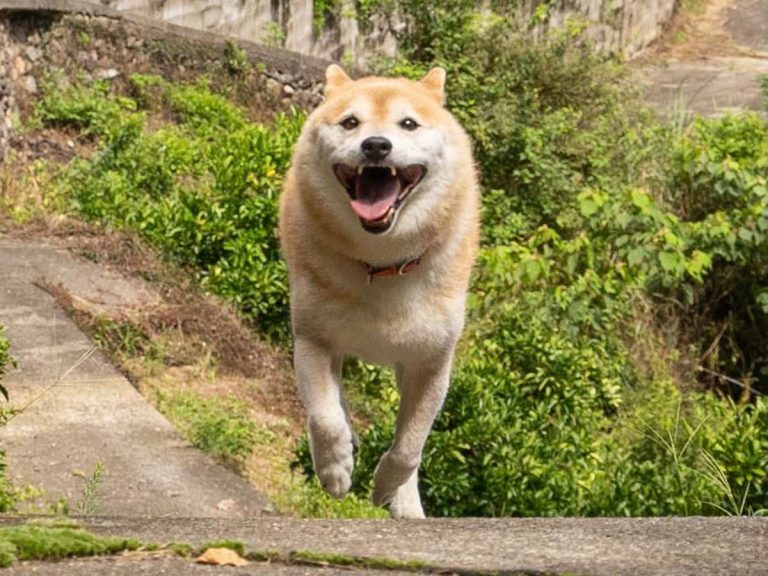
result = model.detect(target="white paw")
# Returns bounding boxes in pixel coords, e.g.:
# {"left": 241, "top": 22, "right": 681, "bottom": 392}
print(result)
{"left": 389, "top": 489, "right": 425, "bottom": 519}
{"left": 371, "top": 450, "right": 420, "bottom": 507}
{"left": 308, "top": 415, "right": 354, "bottom": 498}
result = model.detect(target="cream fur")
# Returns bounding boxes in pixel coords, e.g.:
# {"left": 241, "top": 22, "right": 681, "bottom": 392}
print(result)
{"left": 279, "top": 65, "right": 480, "bottom": 518}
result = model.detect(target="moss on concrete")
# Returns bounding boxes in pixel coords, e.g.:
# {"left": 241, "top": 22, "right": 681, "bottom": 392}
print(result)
{"left": 292, "top": 549, "right": 428, "bottom": 571}
{"left": 0, "top": 521, "right": 141, "bottom": 568}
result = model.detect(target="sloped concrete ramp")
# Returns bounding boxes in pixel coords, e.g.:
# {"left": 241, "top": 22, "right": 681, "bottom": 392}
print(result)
{"left": 0, "top": 237, "right": 270, "bottom": 517}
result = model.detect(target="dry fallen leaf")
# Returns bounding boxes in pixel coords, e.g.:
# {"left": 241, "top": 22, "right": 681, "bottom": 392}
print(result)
{"left": 196, "top": 547, "right": 249, "bottom": 567}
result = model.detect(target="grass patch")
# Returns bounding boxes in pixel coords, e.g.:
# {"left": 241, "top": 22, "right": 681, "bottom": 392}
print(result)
{"left": 167, "top": 541, "right": 194, "bottom": 557}
{"left": 0, "top": 522, "right": 141, "bottom": 568}
{"left": 274, "top": 476, "right": 388, "bottom": 519}
{"left": 200, "top": 539, "right": 246, "bottom": 556}
{"left": 154, "top": 388, "right": 264, "bottom": 463}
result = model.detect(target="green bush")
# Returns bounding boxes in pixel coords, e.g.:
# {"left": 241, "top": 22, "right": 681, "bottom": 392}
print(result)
{"left": 668, "top": 114, "right": 768, "bottom": 396}
{"left": 41, "top": 77, "right": 303, "bottom": 341}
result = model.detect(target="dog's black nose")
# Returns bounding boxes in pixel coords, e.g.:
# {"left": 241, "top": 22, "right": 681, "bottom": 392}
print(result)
{"left": 361, "top": 137, "right": 392, "bottom": 161}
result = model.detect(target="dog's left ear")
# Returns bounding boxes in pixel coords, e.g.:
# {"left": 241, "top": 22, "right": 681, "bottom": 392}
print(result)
{"left": 325, "top": 64, "right": 352, "bottom": 99}
{"left": 419, "top": 67, "right": 446, "bottom": 104}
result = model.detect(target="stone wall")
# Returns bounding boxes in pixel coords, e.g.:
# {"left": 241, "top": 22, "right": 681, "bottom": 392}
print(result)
{"left": 0, "top": 18, "right": 12, "bottom": 161}
{"left": 0, "top": 0, "right": 331, "bottom": 160}
{"left": 96, "top": 0, "right": 678, "bottom": 65}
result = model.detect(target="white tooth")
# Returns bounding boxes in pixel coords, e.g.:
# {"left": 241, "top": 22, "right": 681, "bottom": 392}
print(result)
{"left": 357, "top": 166, "right": 364, "bottom": 175}
{"left": 390, "top": 166, "right": 396, "bottom": 177}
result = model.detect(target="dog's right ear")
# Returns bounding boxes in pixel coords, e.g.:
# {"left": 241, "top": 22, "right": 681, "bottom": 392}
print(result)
{"left": 324, "top": 64, "right": 352, "bottom": 99}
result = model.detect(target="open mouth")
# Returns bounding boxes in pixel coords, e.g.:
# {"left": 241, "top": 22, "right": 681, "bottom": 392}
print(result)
{"left": 333, "top": 164, "right": 426, "bottom": 233}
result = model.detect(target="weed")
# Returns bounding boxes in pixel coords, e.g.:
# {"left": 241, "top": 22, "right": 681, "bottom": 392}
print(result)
{"left": 247, "top": 549, "right": 282, "bottom": 561}
{"left": 224, "top": 41, "right": 249, "bottom": 75}
{"left": 40, "top": 76, "right": 303, "bottom": 341}
{"left": 91, "top": 317, "right": 154, "bottom": 359}
{"left": 154, "top": 388, "right": 263, "bottom": 463}
{"left": 0, "top": 326, "right": 16, "bottom": 512}
{"left": 274, "top": 475, "right": 387, "bottom": 519}
{"left": 262, "top": 21, "right": 286, "bottom": 47}
{"left": 75, "top": 460, "right": 104, "bottom": 515}
{"left": 0, "top": 326, "right": 12, "bottom": 403}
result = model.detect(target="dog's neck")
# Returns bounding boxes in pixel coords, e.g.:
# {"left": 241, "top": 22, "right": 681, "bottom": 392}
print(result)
{"left": 359, "top": 252, "right": 425, "bottom": 284}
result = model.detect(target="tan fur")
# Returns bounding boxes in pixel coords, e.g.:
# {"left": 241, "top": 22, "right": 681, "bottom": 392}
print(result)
{"left": 279, "top": 65, "right": 479, "bottom": 518}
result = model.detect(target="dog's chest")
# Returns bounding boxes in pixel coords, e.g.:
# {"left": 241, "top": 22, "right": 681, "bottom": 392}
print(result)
{"left": 321, "top": 277, "right": 463, "bottom": 363}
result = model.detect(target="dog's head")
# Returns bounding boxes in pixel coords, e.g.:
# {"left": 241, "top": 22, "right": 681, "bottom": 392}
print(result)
{"left": 299, "top": 65, "right": 466, "bottom": 237}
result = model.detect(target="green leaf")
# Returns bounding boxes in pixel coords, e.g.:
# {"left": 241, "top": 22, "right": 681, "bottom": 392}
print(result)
{"left": 627, "top": 247, "right": 645, "bottom": 267}
{"left": 658, "top": 252, "right": 682, "bottom": 273}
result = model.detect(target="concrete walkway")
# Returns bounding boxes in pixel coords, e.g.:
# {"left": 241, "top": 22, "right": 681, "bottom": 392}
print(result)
{"left": 641, "top": 0, "right": 768, "bottom": 116}
{"left": 0, "top": 236, "right": 270, "bottom": 517}
{"left": 1, "top": 515, "right": 767, "bottom": 575}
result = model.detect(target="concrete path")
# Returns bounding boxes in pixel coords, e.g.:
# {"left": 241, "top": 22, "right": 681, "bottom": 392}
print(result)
{"left": 643, "top": 56, "right": 768, "bottom": 117}
{"left": 0, "top": 236, "right": 270, "bottom": 517}
{"left": 641, "top": 0, "right": 768, "bottom": 116}
{"left": 1, "top": 515, "right": 767, "bottom": 575}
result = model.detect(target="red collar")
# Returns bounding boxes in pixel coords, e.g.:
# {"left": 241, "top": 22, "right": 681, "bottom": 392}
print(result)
{"left": 360, "top": 253, "right": 424, "bottom": 284}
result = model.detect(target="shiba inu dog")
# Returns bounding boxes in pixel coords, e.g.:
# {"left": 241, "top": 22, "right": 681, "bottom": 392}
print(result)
{"left": 279, "top": 65, "right": 479, "bottom": 518}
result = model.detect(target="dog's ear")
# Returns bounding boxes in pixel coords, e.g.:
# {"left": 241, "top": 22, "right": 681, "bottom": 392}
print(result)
{"left": 419, "top": 67, "right": 446, "bottom": 104}
{"left": 325, "top": 64, "right": 352, "bottom": 98}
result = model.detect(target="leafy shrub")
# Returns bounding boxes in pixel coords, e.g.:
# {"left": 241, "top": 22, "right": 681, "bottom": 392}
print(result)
{"left": 40, "top": 77, "right": 304, "bottom": 340}
{"left": 668, "top": 114, "right": 768, "bottom": 396}
{"left": 35, "top": 79, "right": 139, "bottom": 136}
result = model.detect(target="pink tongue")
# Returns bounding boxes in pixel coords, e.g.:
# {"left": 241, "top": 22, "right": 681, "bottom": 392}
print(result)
{"left": 350, "top": 170, "right": 400, "bottom": 222}
{"left": 350, "top": 196, "right": 397, "bottom": 221}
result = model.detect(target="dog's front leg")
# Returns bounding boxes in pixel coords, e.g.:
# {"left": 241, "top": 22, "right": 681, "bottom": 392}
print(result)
{"left": 371, "top": 354, "right": 453, "bottom": 518}
{"left": 294, "top": 337, "right": 354, "bottom": 498}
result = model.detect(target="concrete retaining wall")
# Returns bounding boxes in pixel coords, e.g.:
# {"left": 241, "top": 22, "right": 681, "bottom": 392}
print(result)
{"left": 96, "top": 0, "right": 678, "bottom": 65}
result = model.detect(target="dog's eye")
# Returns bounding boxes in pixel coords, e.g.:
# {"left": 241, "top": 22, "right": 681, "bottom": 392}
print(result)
{"left": 399, "top": 118, "right": 419, "bottom": 131}
{"left": 340, "top": 116, "right": 360, "bottom": 130}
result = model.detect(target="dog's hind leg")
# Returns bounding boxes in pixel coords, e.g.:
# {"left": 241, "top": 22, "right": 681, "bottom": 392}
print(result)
{"left": 295, "top": 337, "right": 355, "bottom": 498}
{"left": 371, "top": 354, "right": 452, "bottom": 518}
